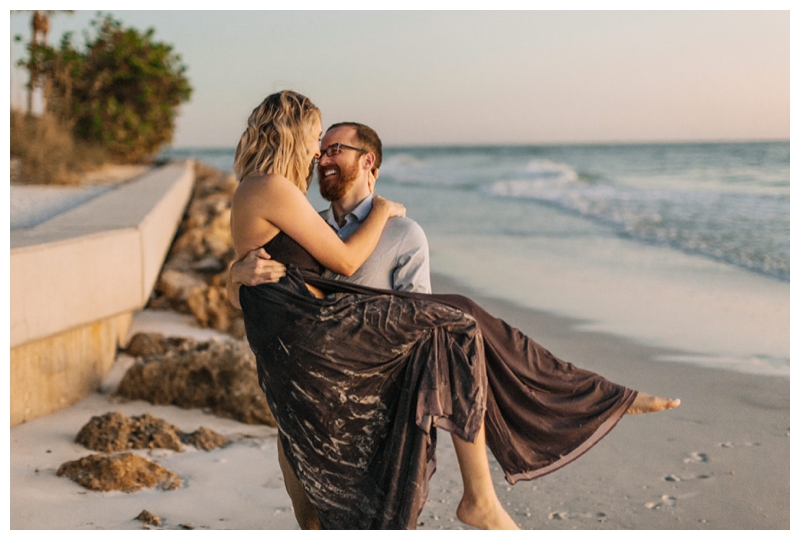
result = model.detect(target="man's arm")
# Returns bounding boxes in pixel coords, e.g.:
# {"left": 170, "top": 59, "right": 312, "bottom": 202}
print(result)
{"left": 226, "top": 248, "right": 287, "bottom": 310}
{"left": 392, "top": 220, "right": 431, "bottom": 294}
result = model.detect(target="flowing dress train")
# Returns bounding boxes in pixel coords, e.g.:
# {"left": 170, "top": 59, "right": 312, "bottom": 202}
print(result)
{"left": 240, "top": 232, "right": 636, "bottom": 529}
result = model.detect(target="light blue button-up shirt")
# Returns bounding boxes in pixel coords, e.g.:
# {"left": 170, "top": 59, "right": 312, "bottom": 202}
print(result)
{"left": 319, "top": 193, "right": 431, "bottom": 293}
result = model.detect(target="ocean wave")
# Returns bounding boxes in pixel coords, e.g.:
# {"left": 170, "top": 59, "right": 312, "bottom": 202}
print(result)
{"left": 521, "top": 159, "right": 579, "bottom": 182}
{"left": 485, "top": 178, "right": 789, "bottom": 281}
{"left": 380, "top": 155, "right": 581, "bottom": 188}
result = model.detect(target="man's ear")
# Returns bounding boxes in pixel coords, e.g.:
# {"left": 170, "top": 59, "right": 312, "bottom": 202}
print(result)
{"left": 363, "top": 152, "right": 376, "bottom": 171}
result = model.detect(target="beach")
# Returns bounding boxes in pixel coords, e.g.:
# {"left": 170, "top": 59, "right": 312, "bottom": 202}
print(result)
{"left": 9, "top": 272, "right": 789, "bottom": 530}
{"left": 10, "top": 142, "right": 789, "bottom": 529}
{"left": 8, "top": 7, "right": 789, "bottom": 530}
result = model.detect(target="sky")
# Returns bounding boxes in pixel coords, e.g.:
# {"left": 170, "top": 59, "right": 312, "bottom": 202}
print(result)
{"left": 7, "top": 8, "right": 791, "bottom": 148}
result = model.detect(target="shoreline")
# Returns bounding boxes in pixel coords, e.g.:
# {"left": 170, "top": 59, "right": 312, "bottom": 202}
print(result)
{"left": 426, "top": 273, "right": 789, "bottom": 529}
{"left": 9, "top": 275, "right": 790, "bottom": 529}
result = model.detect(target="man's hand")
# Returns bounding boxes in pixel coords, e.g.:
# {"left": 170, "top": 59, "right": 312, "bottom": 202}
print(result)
{"left": 231, "top": 248, "right": 286, "bottom": 286}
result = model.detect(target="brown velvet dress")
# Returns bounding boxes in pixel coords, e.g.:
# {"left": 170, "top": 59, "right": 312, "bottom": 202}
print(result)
{"left": 240, "top": 232, "right": 636, "bottom": 530}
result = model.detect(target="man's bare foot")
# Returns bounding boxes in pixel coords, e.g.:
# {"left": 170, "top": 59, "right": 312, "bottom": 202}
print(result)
{"left": 627, "top": 392, "right": 681, "bottom": 414}
{"left": 456, "top": 495, "right": 520, "bottom": 530}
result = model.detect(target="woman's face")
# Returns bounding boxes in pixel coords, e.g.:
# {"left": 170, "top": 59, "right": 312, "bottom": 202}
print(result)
{"left": 305, "top": 116, "right": 323, "bottom": 165}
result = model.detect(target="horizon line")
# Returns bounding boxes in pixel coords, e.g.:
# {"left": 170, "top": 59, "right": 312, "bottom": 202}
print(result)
{"left": 164, "top": 138, "right": 790, "bottom": 152}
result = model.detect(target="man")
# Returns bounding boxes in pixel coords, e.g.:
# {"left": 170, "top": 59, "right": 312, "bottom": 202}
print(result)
{"left": 229, "top": 121, "right": 431, "bottom": 529}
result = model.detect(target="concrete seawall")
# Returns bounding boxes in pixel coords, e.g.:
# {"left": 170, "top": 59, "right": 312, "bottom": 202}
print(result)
{"left": 10, "top": 160, "right": 195, "bottom": 426}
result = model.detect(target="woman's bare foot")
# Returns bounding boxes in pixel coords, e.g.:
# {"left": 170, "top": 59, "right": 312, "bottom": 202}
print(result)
{"left": 456, "top": 495, "right": 520, "bottom": 530}
{"left": 627, "top": 392, "right": 681, "bottom": 414}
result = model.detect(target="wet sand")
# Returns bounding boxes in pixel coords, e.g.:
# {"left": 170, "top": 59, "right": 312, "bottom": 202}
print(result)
{"left": 9, "top": 275, "right": 789, "bottom": 529}
{"left": 422, "top": 274, "right": 789, "bottom": 529}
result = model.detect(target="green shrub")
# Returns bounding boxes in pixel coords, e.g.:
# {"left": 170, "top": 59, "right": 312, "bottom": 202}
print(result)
{"left": 21, "top": 14, "right": 192, "bottom": 163}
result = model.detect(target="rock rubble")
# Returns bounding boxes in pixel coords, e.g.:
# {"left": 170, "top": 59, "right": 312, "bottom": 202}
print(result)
{"left": 56, "top": 453, "right": 181, "bottom": 492}
{"left": 148, "top": 162, "right": 244, "bottom": 338}
{"left": 75, "top": 411, "right": 231, "bottom": 453}
{"left": 117, "top": 332, "right": 275, "bottom": 426}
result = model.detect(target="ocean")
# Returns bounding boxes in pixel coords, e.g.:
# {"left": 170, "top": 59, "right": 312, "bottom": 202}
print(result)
{"left": 161, "top": 141, "right": 789, "bottom": 378}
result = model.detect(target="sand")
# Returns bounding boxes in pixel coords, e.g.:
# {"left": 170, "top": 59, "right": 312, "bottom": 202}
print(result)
{"left": 9, "top": 272, "right": 789, "bottom": 530}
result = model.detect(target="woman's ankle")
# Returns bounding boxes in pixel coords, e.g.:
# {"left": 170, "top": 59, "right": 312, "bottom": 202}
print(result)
{"left": 456, "top": 493, "right": 519, "bottom": 530}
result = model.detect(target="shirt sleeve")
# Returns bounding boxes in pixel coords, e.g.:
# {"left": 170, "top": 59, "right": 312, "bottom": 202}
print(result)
{"left": 392, "top": 219, "right": 432, "bottom": 294}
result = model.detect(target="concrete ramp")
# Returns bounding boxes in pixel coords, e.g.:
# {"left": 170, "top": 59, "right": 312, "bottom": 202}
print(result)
{"left": 10, "top": 160, "right": 195, "bottom": 425}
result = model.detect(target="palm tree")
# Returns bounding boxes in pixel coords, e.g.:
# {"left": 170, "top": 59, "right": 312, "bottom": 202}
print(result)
{"left": 15, "top": 10, "right": 74, "bottom": 115}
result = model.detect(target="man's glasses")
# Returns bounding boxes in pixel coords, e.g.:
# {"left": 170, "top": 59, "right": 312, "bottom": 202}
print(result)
{"left": 319, "top": 143, "right": 366, "bottom": 158}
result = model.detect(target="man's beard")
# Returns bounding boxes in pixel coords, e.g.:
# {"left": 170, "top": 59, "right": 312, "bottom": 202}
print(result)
{"left": 318, "top": 160, "right": 360, "bottom": 201}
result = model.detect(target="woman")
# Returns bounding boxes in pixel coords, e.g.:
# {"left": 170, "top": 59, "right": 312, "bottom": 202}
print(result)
{"left": 229, "top": 91, "right": 679, "bottom": 530}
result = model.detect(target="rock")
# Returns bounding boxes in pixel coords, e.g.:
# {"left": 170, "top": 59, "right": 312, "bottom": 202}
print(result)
{"left": 74, "top": 412, "right": 133, "bottom": 453}
{"left": 10, "top": 158, "right": 22, "bottom": 183}
{"left": 228, "top": 318, "right": 246, "bottom": 340}
{"left": 170, "top": 229, "right": 206, "bottom": 259}
{"left": 186, "top": 282, "right": 240, "bottom": 335}
{"left": 182, "top": 426, "right": 230, "bottom": 451}
{"left": 203, "top": 209, "right": 233, "bottom": 258}
{"left": 125, "top": 333, "right": 167, "bottom": 358}
{"left": 191, "top": 255, "right": 225, "bottom": 274}
{"left": 115, "top": 339, "right": 275, "bottom": 426}
{"left": 146, "top": 294, "right": 174, "bottom": 311}
{"left": 75, "top": 412, "right": 184, "bottom": 452}
{"left": 76, "top": 410, "right": 230, "bottom": 453}
{"left": 57, "top": 453, "right": 181, "bottom": 492}
{"left": 135, "top": 510, "right": 162, "bottom": 526}
{"left": 156, "top": 270, "right": 206, "bottom": 304}
{"left": 125, "top": 333, "right": 196, "bottom": 358}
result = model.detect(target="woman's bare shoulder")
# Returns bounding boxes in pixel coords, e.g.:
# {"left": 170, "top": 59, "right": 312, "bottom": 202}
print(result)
{"left": 236, "top": 172, "right": 292, "bottom": 192}
{"left": 234, "top": 173, "right": 295, "bottom": 205}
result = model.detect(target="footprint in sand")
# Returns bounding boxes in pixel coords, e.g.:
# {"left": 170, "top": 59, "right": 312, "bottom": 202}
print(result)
{"left": 262, "top": 476, "right": 285, "bottom": 489}
{"left": 664, "top": 473, "right": 712, "bottom": 482}
{"left": 683, "top": 452, "right": 708, "bottom": 463}
{"left": 718, "top": 441, "right": 761, "bottom": 449}
{"left": 645, "top": 495, "right": 677, "bottom": 510}
{"left": 579, "top": 511, "right": 607, "bottom": 522}
{"left": 548, "top": 511, "right": 607, "bottom": 521}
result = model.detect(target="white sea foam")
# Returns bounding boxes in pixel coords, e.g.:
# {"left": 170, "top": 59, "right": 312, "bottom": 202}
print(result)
{"left": 655, "top": 354, "right": 789, "bottom": 378}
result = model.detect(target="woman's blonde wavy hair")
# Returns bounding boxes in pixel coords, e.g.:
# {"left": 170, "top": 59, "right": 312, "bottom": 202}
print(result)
{"left": 233, "top": 91, "right": 321, "bottom": 193}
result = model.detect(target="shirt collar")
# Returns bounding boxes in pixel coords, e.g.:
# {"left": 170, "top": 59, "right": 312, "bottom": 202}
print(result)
{"left": 325, "top": 193, "right": 374, "bottom": 231}
{"left": 350, "top": 193, "right": 375, "bottom": 222}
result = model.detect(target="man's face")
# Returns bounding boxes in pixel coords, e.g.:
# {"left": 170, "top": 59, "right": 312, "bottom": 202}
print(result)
{"left": 318, "top": 126, "right": 363, "bottom": 202}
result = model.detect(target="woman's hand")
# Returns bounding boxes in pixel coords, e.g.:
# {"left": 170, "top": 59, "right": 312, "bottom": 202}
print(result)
{"left": 373, "top": 195, "right": 406, "bottom": 218}
{"left": 231, "top": 248, "right": 286, "bottom": 286}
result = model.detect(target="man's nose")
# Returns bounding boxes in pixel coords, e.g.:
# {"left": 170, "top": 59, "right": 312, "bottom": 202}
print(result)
{"left": 319, "top": 153, "right": 334, "bottom": 166}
